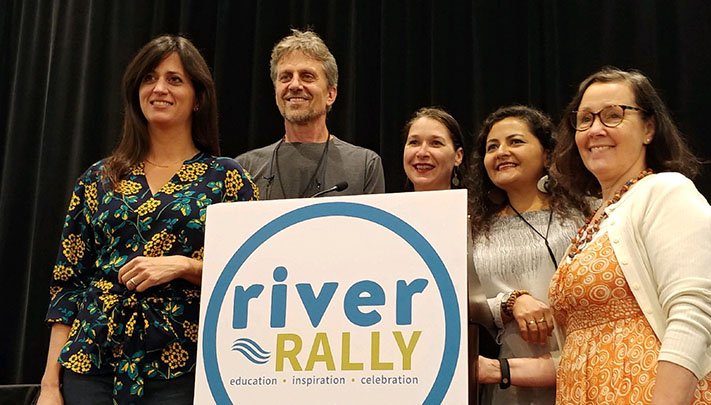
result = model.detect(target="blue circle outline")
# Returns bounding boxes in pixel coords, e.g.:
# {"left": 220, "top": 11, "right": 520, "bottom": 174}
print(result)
{"left": 202, "top": 202, "right": 461, "bottom": 404}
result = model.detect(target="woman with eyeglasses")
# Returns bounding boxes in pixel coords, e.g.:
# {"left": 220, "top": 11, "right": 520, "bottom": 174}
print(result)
{"left": 550, "top": 66, "right": 711, "bottom": 404}
{"left": 468, "top": 105, "right": 590, "bottom": 404}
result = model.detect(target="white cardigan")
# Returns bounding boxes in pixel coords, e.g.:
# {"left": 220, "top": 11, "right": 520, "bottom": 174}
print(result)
{"left": 600, "top": 172, "right": 711, "bottom": 379}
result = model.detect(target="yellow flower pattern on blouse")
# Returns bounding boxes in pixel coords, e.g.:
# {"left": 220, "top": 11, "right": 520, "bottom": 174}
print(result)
{"left": 125, "top": 312, "right": 137, "bottom": 337}
{"left": 92, "top": 279, "right": 113, "bottom": 294}
{"left": 61, "top": 234, "right": 85, "bottom": 265}
{"left": 53, "top": 264, "right": 74, "bottom": 281}
{"left": 85, "top": 182, "right": 98, "bottom": 214}
{"left": 65, "top": 350, "right": 92, "bottom": 373}
{"left": 161, "top": 181, "right": 185, "bottom": 195}
{"left": 68, "top": 193, "right": 81, "bottom": 211}
{"left": 183, "top": 288, "right": 199, "bottom": 300}
{"left": 225, "top": 169, "right": 244, "bottom": 198}
{"left": 98, "top": 293, "right": 119, "bottom": 312}
{"left": 191, "top": 246, "right": 204, "bottom": 261}
{"left": 115, "top": 179, "right": 142, "bottom": 195}
{"left": 45, "top": 154, "right": 257, "bottom": 403}
{"left": 161, "top": 342, "right": 190, "bottom": 370}
{"left": 135, "top": 197, "right": 161, "bottom": 216}
{"left": 182, "top": 320, "right": 199, "bottom": 343}
{"left": 68, "top": 318, "right": 81, "bottom": 338}
{"left": 107, "top": 317, "right": 117, "bottom": 338}
{"left": 49, "top": 286, "right": 61, "bottom": 300}
{"left": 143, "top": 229, "right": 176, "bottom": 257}
{"left": 176, "top": 162, "right": 208, "bottom": 182}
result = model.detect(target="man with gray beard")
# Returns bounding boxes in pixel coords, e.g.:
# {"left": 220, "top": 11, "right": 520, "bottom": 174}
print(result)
{"left": 236, "top": 29, "right": 385, "bottom": 200}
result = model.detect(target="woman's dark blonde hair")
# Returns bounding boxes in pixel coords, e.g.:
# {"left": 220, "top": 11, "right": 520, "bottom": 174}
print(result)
{"left": 552, "top": 66, "right": 700, "bottom": 196}
{"left": 467, "top": 105, "right": 590, "bottom": 239}
{"left": 103, "top": 35, "right": 219, "bottom": 188}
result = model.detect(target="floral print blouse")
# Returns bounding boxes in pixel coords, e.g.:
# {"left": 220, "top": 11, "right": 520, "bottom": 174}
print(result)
{"left": 46, "top": 153, "right": 257, "bottom": 403}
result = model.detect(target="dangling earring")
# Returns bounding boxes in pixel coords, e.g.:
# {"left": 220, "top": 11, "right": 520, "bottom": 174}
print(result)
{"left": 193, "top": 105, "right": 199, "bottom": 112}
{"left": 537, "top": 174, "right": 551, "bottom": 193}
{"left": 451, "top": 166, "right": 461, "bottom": 188}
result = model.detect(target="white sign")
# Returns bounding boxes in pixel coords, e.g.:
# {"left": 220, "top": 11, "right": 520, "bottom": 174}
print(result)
{"left": 195, "top": 191, "right": 468, "bottom": 404}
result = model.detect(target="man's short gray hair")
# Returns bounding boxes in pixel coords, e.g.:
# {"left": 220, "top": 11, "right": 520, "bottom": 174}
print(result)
{"left": 269, "top": 29, "right": 338, "bottom": 89}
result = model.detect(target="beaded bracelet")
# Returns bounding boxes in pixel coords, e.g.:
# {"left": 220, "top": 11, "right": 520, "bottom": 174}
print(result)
{"left": 501, "top": 289, "right": 529, "bottom": 318}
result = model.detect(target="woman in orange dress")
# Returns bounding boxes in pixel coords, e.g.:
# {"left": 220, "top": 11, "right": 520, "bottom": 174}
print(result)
{"left": 550, "top": 67, "right": 711, "bottom": 404}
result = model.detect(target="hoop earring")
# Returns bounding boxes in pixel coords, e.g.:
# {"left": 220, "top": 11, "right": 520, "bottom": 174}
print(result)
{"left": 537, "top": 174, "right": 551, "bottom": 193}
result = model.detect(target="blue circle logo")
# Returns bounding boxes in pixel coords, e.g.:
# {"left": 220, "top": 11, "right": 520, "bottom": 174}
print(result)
{"left": 202, "top": 202, "right": 460, "bottom": 404}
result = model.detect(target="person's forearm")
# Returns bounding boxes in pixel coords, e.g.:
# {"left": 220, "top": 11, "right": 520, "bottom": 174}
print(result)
{"left": 478, "top": 355, "right": 556, "bottom": 387}
{"left": 41, "top": 323, "right": 71, "bottom": 388}
{"left": 508, "top": 355, "right": 556, "bottom": 387}
{"left": 179, "top": 256, "right": 203, "bottom": 285}
{"left": 651, "top": 361, "right": 697, "bottom": 405}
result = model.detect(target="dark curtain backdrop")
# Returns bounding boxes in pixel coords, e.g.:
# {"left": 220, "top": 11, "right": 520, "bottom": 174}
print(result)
{"left": 1, "top": 0, "right": 709, "bottom": 384}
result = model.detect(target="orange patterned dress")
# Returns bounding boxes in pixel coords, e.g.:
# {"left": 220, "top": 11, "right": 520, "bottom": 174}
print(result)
{"left": 549, "top": 233, "right": 711, "bottom": 404}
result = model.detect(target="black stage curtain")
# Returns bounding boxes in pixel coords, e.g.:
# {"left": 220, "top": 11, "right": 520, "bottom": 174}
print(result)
{"left": 1, "top": 0, "right": 709, "bottom": 384}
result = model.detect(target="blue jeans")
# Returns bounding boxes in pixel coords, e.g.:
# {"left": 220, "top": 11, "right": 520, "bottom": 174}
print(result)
{"left": 61, "top": 370, "right": 195, "bottom": 404}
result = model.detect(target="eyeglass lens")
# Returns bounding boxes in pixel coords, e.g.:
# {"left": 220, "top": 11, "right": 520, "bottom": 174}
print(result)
{"left": 573, "top": 105, "right": 625, "bottom": 130}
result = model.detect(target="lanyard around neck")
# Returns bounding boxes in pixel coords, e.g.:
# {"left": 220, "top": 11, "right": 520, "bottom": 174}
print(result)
{"left": 508, "top": 203, "right": 558, "bottom": 269}
{"left": 271, "top": 137, "right": 330, "bottom": 199}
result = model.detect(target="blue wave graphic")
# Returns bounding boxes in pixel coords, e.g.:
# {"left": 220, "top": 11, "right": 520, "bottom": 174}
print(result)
{"left": 231, "top": 338, "right": 271, "bottom": 364}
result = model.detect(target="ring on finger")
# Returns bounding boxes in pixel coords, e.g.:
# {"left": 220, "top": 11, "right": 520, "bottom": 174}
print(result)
{"left": 127, "top": 278, "right": 136, "bottom": 288}
{"left": 527, "top": 320, "right": 536, "bottom": 325}
{"left": 536, "top": 318, "right": 546, "bottom": 323}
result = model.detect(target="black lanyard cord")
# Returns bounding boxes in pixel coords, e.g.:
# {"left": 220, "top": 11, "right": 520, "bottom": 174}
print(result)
{"left": 267, "top": 137, "right": 330, "bottom": 199}
{"left": 508, "top": 203, "right": 558, "bottom": 269}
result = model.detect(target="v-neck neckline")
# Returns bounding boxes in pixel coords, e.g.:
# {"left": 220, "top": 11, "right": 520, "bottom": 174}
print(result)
{"left": 141, "top": 152, "right": 203, "bottom": 197}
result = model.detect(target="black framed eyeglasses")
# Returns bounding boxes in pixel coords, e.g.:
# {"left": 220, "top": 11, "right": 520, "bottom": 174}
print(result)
{"left": 569, "top": 104, "right": 647, "bottom": 131}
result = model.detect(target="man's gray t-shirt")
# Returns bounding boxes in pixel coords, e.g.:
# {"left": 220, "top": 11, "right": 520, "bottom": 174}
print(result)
{"left": 235, "top": 136, "right": 385, "bottom": 200}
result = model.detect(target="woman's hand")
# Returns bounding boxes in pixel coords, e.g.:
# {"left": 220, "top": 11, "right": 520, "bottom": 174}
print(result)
{"left": 118, "top": 255, "right": 202, "bottom": 292}
{"left": 36, "top": 385, "right": 63, "bottom": 405}
{"left": 512, "top": 294, "right": 554, "bottom": 345}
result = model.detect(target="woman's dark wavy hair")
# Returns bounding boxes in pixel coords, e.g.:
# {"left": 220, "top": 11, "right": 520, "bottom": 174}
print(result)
{"left": 466, "top": 105, "right": 590, "bottom": 240}
{"left": 552, "top": 66, "right": 700, "bottom": 197}
{"left": 401, "top": 107, "right": 468, "bottom": 191}
{"left": 103, "top": 35, "right": 219, "bottom": 188}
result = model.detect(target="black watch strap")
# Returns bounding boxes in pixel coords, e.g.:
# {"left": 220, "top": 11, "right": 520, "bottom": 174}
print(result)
{"left": 498, "top": 358, "right": 511, "bottom": 389}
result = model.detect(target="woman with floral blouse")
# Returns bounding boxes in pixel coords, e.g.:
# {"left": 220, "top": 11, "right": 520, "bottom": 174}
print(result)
{"left": 37, "top": 35, "right": 257, "bottom": 404}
